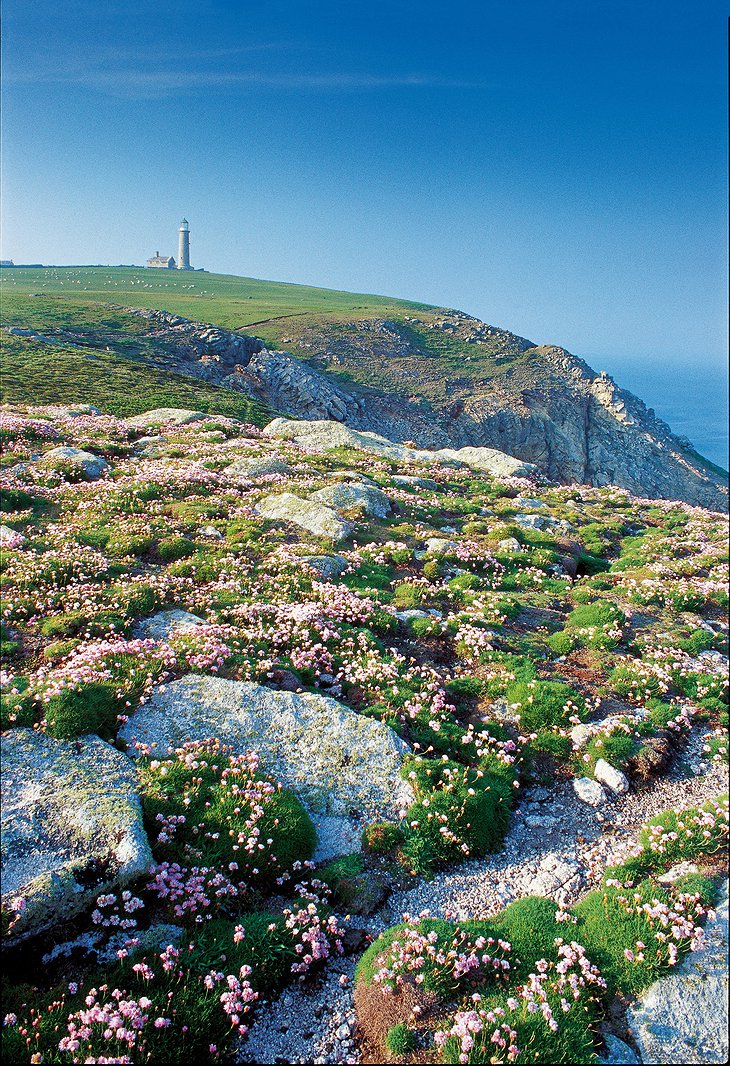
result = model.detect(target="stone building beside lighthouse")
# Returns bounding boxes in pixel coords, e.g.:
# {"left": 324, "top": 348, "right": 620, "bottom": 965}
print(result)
{"left": 146, "top": 219, "right": 194, "bottom": 270}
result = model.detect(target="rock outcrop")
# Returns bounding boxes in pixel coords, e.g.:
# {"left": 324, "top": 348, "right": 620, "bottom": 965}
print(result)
{"left": 1, "top": 730, "right": 152, "bottom": 943}
{"left": 255, "top": 492, "right": 354, "bottom": 540}
{"left": 119, "top": 675, "right": 415, "bottom": 821}
{"left": 625, "top": 881, "right": 729, "bottom": 1063}
{"left": 263, "top": 418, "right": 536, "bottom": 479}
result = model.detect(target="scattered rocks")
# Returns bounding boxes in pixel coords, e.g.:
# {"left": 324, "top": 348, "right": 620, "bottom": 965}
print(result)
{"left": 133, "top": 608, "right": 205, "bottom": 641}
{"left": 425, "top": 537, "right": 459, "bottom": 555}
{"left": 301, "top": 554, "right": 350, "bottom": 580}
{"left": 125, "top": 408, "right": 208, "bottom": 429}
{"left": 310, "top": 482, "right": 392, "bottom": 519}
{"left": 226, "top": 456, "right": 292, "bottom": 479}
{"left": 391, "top": 474, "right": 438, "bottom": 490}
{"left": 1, "top": 730, "right": 152, "bottom": 944}
{"left": 255, "top": 493, "right": 354, "bottom": 541}
{"left": 120, "top": 675, "right": 415, "bottom": 821}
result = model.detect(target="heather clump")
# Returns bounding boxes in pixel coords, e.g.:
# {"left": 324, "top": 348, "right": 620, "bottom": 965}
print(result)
{"left": 138, "top": 738, "right": 316, "bottom": 902}
{"left": 435, "top": 942, "right": 605, "bottom": 1064}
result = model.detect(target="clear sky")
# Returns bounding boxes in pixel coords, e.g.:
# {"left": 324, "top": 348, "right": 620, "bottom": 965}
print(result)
{"left": 2, "top": 0, "right": 727, "bottom": 367}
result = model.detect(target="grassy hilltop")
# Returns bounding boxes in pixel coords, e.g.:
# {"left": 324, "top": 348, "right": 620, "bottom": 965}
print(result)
{"left": 2, "top": 266, "right": 726, "bottom": 508}
{"left": 1, "top": 265, "right": 432, "bottom": 332}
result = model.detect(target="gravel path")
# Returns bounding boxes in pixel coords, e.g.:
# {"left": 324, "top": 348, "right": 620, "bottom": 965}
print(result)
{"left": 237, "top": 731, "right": 728, "bottom": 1065}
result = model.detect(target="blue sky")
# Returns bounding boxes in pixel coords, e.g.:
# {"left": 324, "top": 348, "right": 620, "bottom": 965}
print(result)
{"left": 2, "top": 0, "right": 727, "bottom": 368}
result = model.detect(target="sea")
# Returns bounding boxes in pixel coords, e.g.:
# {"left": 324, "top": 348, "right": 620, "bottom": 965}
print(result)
{"left": 586, "top": 355, "right": 729, "bottom": 474}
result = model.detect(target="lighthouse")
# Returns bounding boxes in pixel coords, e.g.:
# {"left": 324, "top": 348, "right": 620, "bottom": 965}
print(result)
{"left": 177, "top": 219, "right": 192, "bottom": 270}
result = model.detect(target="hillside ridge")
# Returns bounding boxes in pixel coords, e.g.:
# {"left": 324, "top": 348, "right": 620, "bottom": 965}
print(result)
{"left": 1, "top": 266, "right": 727, "bottom": 510}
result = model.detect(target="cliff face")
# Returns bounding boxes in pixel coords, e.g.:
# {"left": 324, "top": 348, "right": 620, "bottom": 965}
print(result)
{"left": 122, "top": 307, "right": 729, "bottom": 511}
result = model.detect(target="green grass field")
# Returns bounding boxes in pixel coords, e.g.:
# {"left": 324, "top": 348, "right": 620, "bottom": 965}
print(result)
{"left": 1, "top": 266, "right": 434, "bottom": 332}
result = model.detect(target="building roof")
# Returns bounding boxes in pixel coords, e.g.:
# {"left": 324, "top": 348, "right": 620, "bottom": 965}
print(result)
{"left": 146, "top": 255, "right": 176, "bottom": 267}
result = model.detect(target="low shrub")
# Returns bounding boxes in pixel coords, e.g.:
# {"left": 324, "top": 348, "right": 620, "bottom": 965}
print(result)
{"left": 363, "top": 821, "right": 406, "bottom": 853}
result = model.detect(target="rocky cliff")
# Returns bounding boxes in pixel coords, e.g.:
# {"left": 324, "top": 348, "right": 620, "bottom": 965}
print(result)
{"left": 92, "top": 306, "right": 728, "bottom": 511}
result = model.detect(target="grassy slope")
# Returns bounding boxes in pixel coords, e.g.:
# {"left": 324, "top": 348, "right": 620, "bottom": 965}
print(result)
{"left": 0, "top": 266, "right": 440, "bottom": 418}
{"left": 0, "top": 334, "right": 272, "bottom": 422}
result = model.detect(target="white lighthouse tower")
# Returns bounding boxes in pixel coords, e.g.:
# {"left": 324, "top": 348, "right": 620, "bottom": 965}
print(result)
{"left": 177, "top": 219, "right": 192, "bottom": 270}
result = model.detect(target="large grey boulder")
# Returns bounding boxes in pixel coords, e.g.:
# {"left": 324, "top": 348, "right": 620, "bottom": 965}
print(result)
{"left": 255, "top": 492, "right": 353, "bottom": 541}
{"left": 263, "top": 418, "right": 536, "bottom": 478}
{"left": 226, "top": 456, "right": 292, "bottom": 479}
{"left": 133, "top": 609, "right": 205, "bottom": 641}
{"left": 119, "top": 675, "right": 414, "bottom": 821}
{"left": 1, "top": 730, "right": 152, "bottom": 944}
{"left": 126, "top": 408, "right": 208, "bottom": 429}
{"left": 625, "top": 881, "right": 728, "bottom": 1063}
{"left": 310, "top": 482, "right": 392, "bottom": 519}
{"left": 40, "top": 446, "right": 108, "bottom": 481}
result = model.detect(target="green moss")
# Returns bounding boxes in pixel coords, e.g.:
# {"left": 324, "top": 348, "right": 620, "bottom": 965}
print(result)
{"left": 386, "top": 1023, "right": 417, "bottom": 1058}
{"left": 494, "top": 896, "right": 563, "bottom": 979}
{"left": 547, "top": 630, "right": 576, "bottom": 656}
{"left": 157, "top": 535, "right": 196, "bottom": 562}
{"left": 44, "top": 681, "right": 120, "bottom": 739}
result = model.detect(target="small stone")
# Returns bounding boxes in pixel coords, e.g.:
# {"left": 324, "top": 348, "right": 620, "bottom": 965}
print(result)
{"left": 594, "top": 759, "right": 629, "bottom": 794}
{"left": 525, "top": 814, "right": 558, "bottom": 829}
{"left": 573, "top": 777, "right": 607, "bottom": 806}
{"left": 657, "top": 861, "right": 699, "bottom": 885}
{"left": 570, "top": 724, "right": 592, "bottom": 749}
